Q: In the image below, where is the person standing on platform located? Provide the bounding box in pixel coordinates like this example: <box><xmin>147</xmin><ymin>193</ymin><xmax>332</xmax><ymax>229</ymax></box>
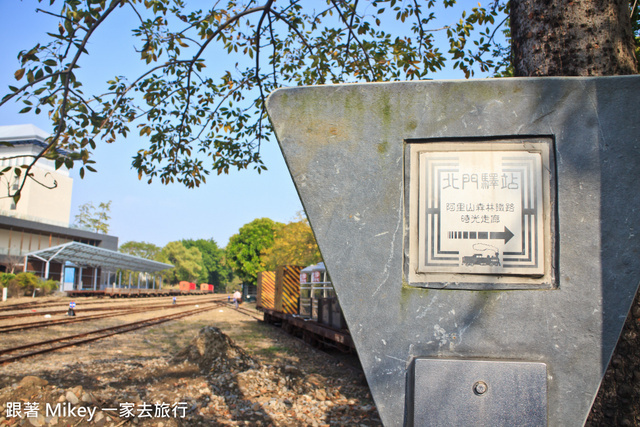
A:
<box><xmin>233</xmin><ymin>290</ymin><xmax>242</xmax><ymax>309</ymax></box>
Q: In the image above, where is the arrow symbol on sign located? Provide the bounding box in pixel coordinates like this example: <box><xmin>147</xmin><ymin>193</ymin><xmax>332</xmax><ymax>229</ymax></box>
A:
<box><xmin>490</xmin><ymin>226</ymin><xmax>514</xmax><ymax>244</ymax></box>
<box><xmin>448</xmin><ymin>226</ymin><xmax>515</xmax><ymax>244</ymax></box>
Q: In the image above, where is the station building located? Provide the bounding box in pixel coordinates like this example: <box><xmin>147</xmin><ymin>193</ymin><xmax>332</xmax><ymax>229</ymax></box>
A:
<box><xmin>0</xmin><ymin>124</ymin><xmax>170</xmax><ymax>291</ymax></box>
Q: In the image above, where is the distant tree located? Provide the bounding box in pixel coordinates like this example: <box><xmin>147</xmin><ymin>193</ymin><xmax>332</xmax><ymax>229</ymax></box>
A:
<box><xmin>157</xmin><ymin>241</ymin><xmax>202</xmax><ymax>284</ymax></box>
<box><xmin>74</xmin><ymin>200</ymin><xmax>112</xmax><ymax>234</ymax></box>
<box><xmin>220</xmin><ymin>251</ymin><xmax>240</xmax><ymax>293</ymax></box>
<box><xmin>226</xmin><ymin>218</ymin><xmax>280</xmax><ymax>285</ymax></box>
<box><xmin>119</xmin><ymin>241</ymin><xmax>161</xmax><ymax>260</ymax></box>
<box><xmin>182</xmin><ymin>238</ymin><xmax>232</xmax><ymax>288</ymax></box>
<box><xmin>261</xmin><ymin>213</ymin><xmax>322</xmax><ymax>270</ymax></box>
<box><xmin>3</xmin><ymin>254</ymin><xmax>25</xmax><ymax>274</ymax></box>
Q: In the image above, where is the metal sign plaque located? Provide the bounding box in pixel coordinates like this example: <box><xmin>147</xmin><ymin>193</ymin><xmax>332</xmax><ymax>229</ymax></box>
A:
<box><xmin>418</xmin><ymin>150</ymin><xmax>543</xmax><ymax>274</ymax></box>
<box><xmin>411</xmin><ymin>359</ymin><xmax>547</xmax><ymax>427</ymax></box>
<box><xmin>407</xmin><ymin>139</ymin><xmax>554</xmax><ymax>289</ymax></box>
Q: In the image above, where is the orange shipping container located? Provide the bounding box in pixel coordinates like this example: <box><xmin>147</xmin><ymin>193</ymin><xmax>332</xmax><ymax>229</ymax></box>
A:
<box><xmin>200</xmin><ymin>283</ymin><xmax>214</xmax><ymax>292</ymax></box>
<box><xmin>257</xmin><ymin>271</ymin><xmax>276</xmax><ymax>309</ymax></box>
<box><xmin>275</xmin><ymin>265</ymin><xmax>301</xmax><ymax>314</ymax></box>
<box><xmin>179</xmin><ymin>281</ymin><xmax>191</xmax><ymax>292</ymax></box>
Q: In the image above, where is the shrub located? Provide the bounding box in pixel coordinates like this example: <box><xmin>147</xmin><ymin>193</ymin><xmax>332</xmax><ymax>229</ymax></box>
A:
<box><xmin>42</xmin><ymin>279</ymin><xmax>60</xmax><ymax>295</ymax></box>
<box><xmin>3</xmin><ymin>273</ymin><xmax>61</xmax><ymax>297</ymax></box>
<box><xmin>0</xmin><ymin>273</ymin><xmax>15</xmax><ymax>287</ymax></box>
<box><xmin>6</xmin><ymin>280</ymin><xmax>22</xmax><ymax>298</ymax></box>
<box><xmin>8</xmin><ymin>272</ymin><xmax>40</xmax><ymax>296</ymax></box>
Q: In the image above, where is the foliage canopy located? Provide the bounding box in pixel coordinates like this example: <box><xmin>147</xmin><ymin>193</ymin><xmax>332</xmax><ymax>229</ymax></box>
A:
<box><xmin>157</xmin><ymin>240</ymin><xmax>203</xmax><ymax>283</ymax></box>
<box><xmin>1</xmin><ymin>0</ymin><xmax>509</xmax><ymax>201</ymax></box>
<box><xmin>261</xmin><ymin>213</ymin><xmax>321</xmax><ymax>270</ymax></box>
<box><xmin>119</xmin><ymin>240</ymin><xmax>162</xmax><ymax>259</ymax></box>
<box><xmin>5</xmin><ymin>0</ymin><xmax>638</xmax><ymax>204</ymax></box>
<box><xmin>226</xmin><ymin>217</ymin><xmax>280</xmax><ymax>284</ymax></box>
<box><xmin>182</xmin><ymin>238</ymin><xmax>232</xmax><ymax>288</ymax></box>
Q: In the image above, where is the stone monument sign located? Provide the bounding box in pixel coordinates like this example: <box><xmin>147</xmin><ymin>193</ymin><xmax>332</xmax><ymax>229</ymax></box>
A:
<box><xmin>266</xmin><ymin>76</ymin><xmax>640</xmax><ymax>426</ymax></box>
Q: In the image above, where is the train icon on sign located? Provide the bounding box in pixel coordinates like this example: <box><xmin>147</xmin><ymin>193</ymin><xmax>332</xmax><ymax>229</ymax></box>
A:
<box><xmin>462</xmin><ymin>253</ymin><xmax>501</xmax><ymax>266</ymax></box>
<box><xmin>461</xmin><ymin>243</ymin><xmax>502</xmax><ymax>267</ymax></box>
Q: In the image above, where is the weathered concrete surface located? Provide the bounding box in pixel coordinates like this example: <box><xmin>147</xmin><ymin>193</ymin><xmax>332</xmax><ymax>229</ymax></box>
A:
<box><xmin>266</xmin><ymin>77</ymin><xmax>640</xmax><ymax>426</ymax></box>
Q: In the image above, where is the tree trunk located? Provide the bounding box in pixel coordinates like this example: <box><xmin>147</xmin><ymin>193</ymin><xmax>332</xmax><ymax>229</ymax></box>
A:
<box><xmin>510</xmin><ymin>0</ymin><xmax>637</xmax><ymax>76</ymax></box>
<box><xmin>511</xmin><ymin>1</ymin><xmax>639</xmax><ymax>424</ymax></box>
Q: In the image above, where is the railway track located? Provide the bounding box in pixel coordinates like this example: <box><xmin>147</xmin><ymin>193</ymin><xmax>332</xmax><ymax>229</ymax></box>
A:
<box><xmin>231</xmin><ymin>305</ymin><xmax>362</xmax><ymax>372</ymax></box>
<box><xmin>234</xmin><ymin>305</ymin><xmax>265</xmax><ymax>321</ymax></box>
<box><xmin>0</xmin><ymin>297</ymin><xmax>112</xmax><ymax>312</ymax></box>
<box><xmin>0</xmin><ymin>303</ymin><xmax>200</xmax><ymax>334</ymax></box>
<box><xmin>0</xmin><ymin>307</ymin><xmax>144</xmax><ymax>333</ymax></box>
<box><xmin>0</xmin><ymin>296</ymin><xmax>227</xmax><ymax>320</ymax></box>
<box><xmin>0</xmin><ymin>293</ymin><xmax>228</xmax><ymax>312</ymax></box>
<box><xmin>0</xmin><ymin>298</ymin><xmax>357</xmax><ymax>375</ymax></box>
<box><xmin>0</xmin><ymin>302</ymin><xmax>227</xmax><ymax>365</ymax></box>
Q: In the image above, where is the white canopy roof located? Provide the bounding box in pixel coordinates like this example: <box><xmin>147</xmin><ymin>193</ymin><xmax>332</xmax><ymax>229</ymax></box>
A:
<box><xmin>301</xmin><ymin>261</ymin><xmax>326</xmax><ymax>274</ymax></box>
<box><xmin>25</xmin><ymin>241</ymin><xmax>173</xmax><ymax>272</ymax></box>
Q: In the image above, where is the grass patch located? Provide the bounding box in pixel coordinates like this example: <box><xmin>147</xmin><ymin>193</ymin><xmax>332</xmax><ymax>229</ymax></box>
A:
<box><xmin>257</xmin><ymin>345</ymin><xmax>292</xmax><ymax>356</ymax></box>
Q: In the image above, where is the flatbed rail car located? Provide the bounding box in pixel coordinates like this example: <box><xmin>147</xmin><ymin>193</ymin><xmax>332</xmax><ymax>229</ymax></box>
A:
<box><xmin>65</xmin><ymin>289</ymin><xmax>174</xmax><ymax>298</ymax></box>
<box><xmin>257</xmin><ymin>264</ymin><xmax>354</xmax><ymax>351</ymax></box>
<box><xmin>261</xmin><ymin>306</ymin><xmax>354</xmax><ymax>351</ymax></box>
<box><xmin>65</xmin><ymin>287</ymin><xmax>215</xmax><ymax>298</ymax></box>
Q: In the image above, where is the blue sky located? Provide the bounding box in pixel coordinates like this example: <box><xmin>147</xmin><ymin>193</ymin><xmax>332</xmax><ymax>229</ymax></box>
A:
<box><xmin>0</xmin><ymin>1</ymin><xmax>498</xmax><ymax>248</ymax></box>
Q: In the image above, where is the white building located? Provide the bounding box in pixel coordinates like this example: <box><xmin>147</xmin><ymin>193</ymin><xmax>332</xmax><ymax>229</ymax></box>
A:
<box><xmin>0</xmin><ymin>124</ymin><xmax>73</xmax><ymax>226</ymax></box>
<box><xmin>0</xmin><ymin>124</ymin><xmax>118</xmax><ymax>283</ymax></box>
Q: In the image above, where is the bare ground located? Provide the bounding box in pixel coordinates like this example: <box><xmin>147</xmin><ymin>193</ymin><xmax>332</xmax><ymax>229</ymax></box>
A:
<box><xmin>0</xmin><ymin>296</ymin><xmax>381</xmax><ymax>426</ymax></box>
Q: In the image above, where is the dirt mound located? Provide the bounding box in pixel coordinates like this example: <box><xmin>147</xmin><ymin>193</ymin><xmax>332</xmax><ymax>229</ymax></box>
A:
<box><xmin>172</xmin><ymin>326</ymin><xmax>256</xmax><ymax>372</ymax></box>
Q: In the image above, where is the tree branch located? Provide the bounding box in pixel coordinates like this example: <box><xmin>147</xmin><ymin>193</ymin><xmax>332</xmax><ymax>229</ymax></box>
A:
<box><xmin>253</xmin><ymin>1</ymin><xmax>276</xmax><ymax>152</ymax></box>
<box><xmin>93</xmin><ymin>59</ymin><xmax>194</xmax><ymax>135</ymax></box>
<box><xmin>36</xmin><ymin>8</ymin><xmax>89</xmax><ymax>32</ymax></box>
<box><xmin>329</xmin><ymin>0</ymin><xmax>376</xmax><ymax>81</ymax></box>
<box><xmin>269</xmin><ymin>8</ymin><xmax>335</xmax><ymax>83</ymax></box>
<box><xmin>343</xmin><ymin>0</ymin><xmax>359</xmax><ymax>75</ymax></box>
<box><xmin>475</xmin><ymin>15</ymin><xmax>508</xmax><ymax>61</ymax></box>
<box><xmin>267</xmin><ymin>11</ymin><xmax>277</xmax><ymax>87</ymax></box>
<box><xmin>176</xmin><ymin>3</ymin><xmax>273</xmax><ymax>142</ymax></box>
<box><xmin>26</xmin><ymin>172</ymin><xmax>58</xmax><ymax>190</ymax></box>
<box><xmin>0</xmin><ymin>69</ymin><xmax>67</xmax><ymax>108</ymax></box>
<box><xmin>11</xmin><ymin>0</ymin><xmax>123</xmax><ymax>202</ymax></box>
<box><xmin>412</xmin><ymin>0</ymin><xmax>425</xmax><ymax>57</ymax></box>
